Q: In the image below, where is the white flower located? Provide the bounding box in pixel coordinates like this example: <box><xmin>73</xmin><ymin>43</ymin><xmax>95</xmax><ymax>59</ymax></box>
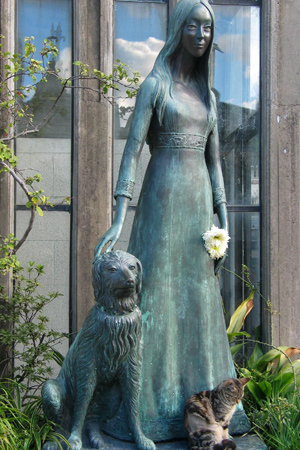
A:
<box><xmin>202</xmin><ymin>225</ymin><xmax>230</xmax><ymax>260</ymax></box>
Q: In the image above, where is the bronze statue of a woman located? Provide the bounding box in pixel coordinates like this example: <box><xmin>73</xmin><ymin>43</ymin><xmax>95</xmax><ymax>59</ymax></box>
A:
<box><xmin>95</xmin><ymin>0</ymin><xmax>249</xmax><ymax>441</ymax></box>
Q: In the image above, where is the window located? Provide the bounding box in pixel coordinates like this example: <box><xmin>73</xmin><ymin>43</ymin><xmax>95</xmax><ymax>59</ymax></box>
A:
<box><xmin>213</xmin><ymin>4</ymin><xmax>261</xmax><ymax>337</ymax></box>
<box><xmin>15</xmin><ymin>0</ymin><xmax>72</xmax><ymax>368</ymax></box>
<box><xmin>113</xmin><ymin>0</ymin><xmax>261</xmax><ymax>336</ymax></box>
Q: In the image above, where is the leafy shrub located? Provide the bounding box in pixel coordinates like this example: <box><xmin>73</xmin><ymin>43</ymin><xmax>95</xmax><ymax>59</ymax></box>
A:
<box><xmin>0</xmin><ymin>252</ymin><xmax>67</xmax><ymax>396</ymax></box>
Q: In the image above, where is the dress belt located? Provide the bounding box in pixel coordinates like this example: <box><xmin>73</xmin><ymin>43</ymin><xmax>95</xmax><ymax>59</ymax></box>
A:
<box><xmin>149</xmin><ymin>132</ymin><xmax>207</xmax><ymax>151</ymax></box>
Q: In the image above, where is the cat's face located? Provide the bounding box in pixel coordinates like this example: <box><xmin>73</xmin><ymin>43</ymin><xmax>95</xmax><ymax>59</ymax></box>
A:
<box><xmin>215</xmin><ymin>377</ymin><xmax>249</xmax><ymax>406</ymax></box>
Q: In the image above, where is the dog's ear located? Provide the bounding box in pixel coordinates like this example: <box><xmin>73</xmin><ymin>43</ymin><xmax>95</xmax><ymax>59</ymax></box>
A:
<box><xmin>92</xmin><ymin>257</ymin><xmax>105</xmax><ymax>300</ymax></box>
<box><xmin>135</xmin><ymin>256</ymin><xmax>143</xmax><ymax>294</ymax></box>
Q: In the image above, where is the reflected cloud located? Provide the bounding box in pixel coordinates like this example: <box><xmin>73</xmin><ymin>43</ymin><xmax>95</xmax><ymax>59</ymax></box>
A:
<box><xmin>242</xmin><ymin>99</ymin><xmax>258</xmax><ymax>111</ymax></box>
<box><xmin>114</xmin><ymin>37</ymin><xmax>164</xmax><ymax>126</ymax></box>
<box><xmin>115</xmin><ymin>37</ymin><xmax>164</xmax><ymax>81</ymax></box>
<box><xmin>56</xmin><ymin>46</ymin><xmax>72</xmax><ymax>79</ymax></box>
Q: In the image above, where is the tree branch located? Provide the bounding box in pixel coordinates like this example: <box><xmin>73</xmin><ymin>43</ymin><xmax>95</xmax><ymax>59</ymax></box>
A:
<box><xmin>0</xmin><ymin>160</ymin><xmax>36</xmax><ymax>253</ymax></box>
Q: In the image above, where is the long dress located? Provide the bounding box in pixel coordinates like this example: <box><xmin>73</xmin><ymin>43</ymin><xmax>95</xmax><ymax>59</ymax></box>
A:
<box><xmin>103</xmin><ymin>82</ymin><xmax>249</xmax><ymax>441</ymax></box>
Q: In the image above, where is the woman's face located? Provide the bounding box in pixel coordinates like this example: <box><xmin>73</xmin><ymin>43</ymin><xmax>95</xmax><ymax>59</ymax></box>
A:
<box><xmin>181</xmin><ymin>3</ymin><xmax>212</xmax><ymax>58</ymax></box>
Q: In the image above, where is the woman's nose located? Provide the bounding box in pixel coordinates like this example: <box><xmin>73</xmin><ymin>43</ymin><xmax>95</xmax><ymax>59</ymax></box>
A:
<box><xmin>197</xmin><ymin>27</ymin><xmax>204</xmax><ymax>40</ymax></box>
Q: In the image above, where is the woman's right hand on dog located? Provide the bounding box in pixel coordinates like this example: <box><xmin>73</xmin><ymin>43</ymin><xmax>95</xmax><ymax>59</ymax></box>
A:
<box><xmin>94</xmin><ymin>196</ymin><xmax>130</xmax><ymax>259</ymax></box>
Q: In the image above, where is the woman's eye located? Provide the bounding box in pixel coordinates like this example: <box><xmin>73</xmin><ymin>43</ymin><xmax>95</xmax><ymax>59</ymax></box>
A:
<box><xmin>204</xmin><ymin>26</ymin><xmax>211</xmax><ymax>32</ymax></box>
<box><xmin>187</xmin><ymin>24</ymin><xmax>196</xmax><ymax>31</ymax></box>
<box><xmin>129</xmin><ymin>265</ymin><xmax>136</xmax><ymax>270</ymax></box>
<box><xmin>108</xmin><ymin>267</ymin><xmax>117</xmax><ymax>272</ymax></box>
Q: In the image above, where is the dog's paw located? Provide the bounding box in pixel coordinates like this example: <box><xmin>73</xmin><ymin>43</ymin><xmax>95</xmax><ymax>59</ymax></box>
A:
<box><xmin>88</xmin><ymin>430</ymin><xmax>105</xmax><ymax>449</ymax></box>
<box><xmin>68</xmin><ymin>434</ymin><xmax>82</xmax><ymax>450</ymax></box>
<box><xmin>136</xmin><ymin>435</ymin><xmax>156</xmax><ymax>450</ymax></box>
<box><xmin>42</xmin><ymin>442</ymin><xmax>58</xmax><ymax>450</ymax></box>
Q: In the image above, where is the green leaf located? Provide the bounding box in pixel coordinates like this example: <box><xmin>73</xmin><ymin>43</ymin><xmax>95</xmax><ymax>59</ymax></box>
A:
<box><xmin>258</xmin><ymin>379</ymin><xmax>272</xmax><ymax>398</ymax></box>
<box><xmin>246</xmin><ymin>379</ymin><xmax>267</xmax><ymax>406</ymax></box>
<box><xmin>36</xmin><ymin>206</ymin><xmax>43</xmax><ymax>217</ymax></box>
<box><xmin>255</xmin><ymin>347</ymin><xmax>300</xmax><ymax>373</ymax></box>
<box><xmin>230</xmin><ymin>343</ymin><xmax>246</xmax><ymax>356</ymax></box>
<box><xmin>272</xmin><ymin>372</ymin><xmax>294</xmax><ymax>397</ymax></box>
<box><xmin>248</xmin><ymin>342</ymin><xmax>264</xmax><ymax>369</ymax></box>
<box><xmin>226</xmin><ymin>290</ymin><xmax>255</xmax><ymax>340</ymax></box>
<box><xmin>50</xmin><ymin>349</ymin><xmax>65</xmax><ymax>367</ymax></box>
<box><xmin>280</xmin><ymin>359</ymin><xmax>300</xmax><ymax>375</ymax></box>
<box><xmin>227</xmin><ymin>331</ymin><xmax>251</xmax><ymax>341</ymax></box>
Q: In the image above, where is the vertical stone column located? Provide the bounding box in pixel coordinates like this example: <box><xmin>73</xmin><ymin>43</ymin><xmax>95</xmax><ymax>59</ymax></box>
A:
<box><xmin>72</xmin><ymin>0</ymin><xmax>113</xmax><ymax>331</ymax></box>
<box><xmin>262</xmin><ymin>0</ymin><xmax>300</xmax><ymax>347</ymax></box>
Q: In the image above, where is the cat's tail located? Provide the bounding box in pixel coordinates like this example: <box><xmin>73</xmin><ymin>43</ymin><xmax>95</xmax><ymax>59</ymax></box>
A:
<box><xmin>214</xmin><ymin>439</ymin><xmax>237</xmax><ymax>450</ymax></box>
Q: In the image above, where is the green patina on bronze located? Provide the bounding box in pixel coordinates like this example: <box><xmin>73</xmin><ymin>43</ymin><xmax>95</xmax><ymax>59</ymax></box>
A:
<box><xmin>96</xmin><ymin>0</ymin><xmax>250</xmax><ymax>442</ymax></box>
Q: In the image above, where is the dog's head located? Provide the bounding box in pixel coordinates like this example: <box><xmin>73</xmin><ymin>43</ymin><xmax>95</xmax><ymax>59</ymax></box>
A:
<box><xmin>92</xmin><ymin>250</ymin><xmax>142</xmax><ymax>315</ymax></box>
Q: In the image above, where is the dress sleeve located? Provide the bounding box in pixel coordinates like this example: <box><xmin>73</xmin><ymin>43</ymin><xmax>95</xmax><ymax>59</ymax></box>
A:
<box><xmin>114</xmin><ymin>178</ymin><xmax>135</xmax><ymax>200</ymax></box>
<box><xmin>206</xmin><ymin>96</ymin><xmax>227</xmax><ymax>213</ymax></box>
<box><xmin>113</xmin><ymin>76</ymin><xmax>159</xmax><ymax>201</ymax></box>
<box><xmin>212</xmin><ymin>186</ymin><xmax>227</xmax><ymax>210</ymax></box>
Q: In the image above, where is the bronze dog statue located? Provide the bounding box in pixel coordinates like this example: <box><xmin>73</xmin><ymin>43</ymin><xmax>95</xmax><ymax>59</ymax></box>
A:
<box><xmin>42</xmin><ymin>250</ymin><xmax>155</xmax><ymax>450</ymax></box>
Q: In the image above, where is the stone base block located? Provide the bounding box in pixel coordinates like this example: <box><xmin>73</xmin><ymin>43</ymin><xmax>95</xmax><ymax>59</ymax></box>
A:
<box><xmin>82</xmin><ymin>433</ymin><xmax>267</xmax><ymax>450</ymax></box>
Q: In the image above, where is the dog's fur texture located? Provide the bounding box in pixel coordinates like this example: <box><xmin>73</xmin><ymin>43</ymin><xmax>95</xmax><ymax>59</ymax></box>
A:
<box><xmin>41</xmin><ymin>250</ymin><xmax>155</xmax><ymax>450</ymax></box>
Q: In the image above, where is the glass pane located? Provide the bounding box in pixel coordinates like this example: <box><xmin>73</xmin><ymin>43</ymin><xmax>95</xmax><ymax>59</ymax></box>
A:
<box><xmin>213</xmin><ymin>6</ymin><xmax>260</xmax><ymax>206</ymax></box>
<box><xmin>15</xmin><ymin>211</ymin><xmax>70</xmax><ymax>376</ymax></box>
<box><xmin>220</xmin><ymin>211</ymin><xmax>261</xmax><ymax>337</ymax></box>
<box><xmin>15</xmin><ymin>138</ymin><xmax>71</xmax><ymax>204</ymax></box>
<box><xmin>16</xmin><ymin>0</ymin><xmax>72</xmax><ymax>202</ymax></box>
<box><xmin>15</xmin><ymin>0</ymin><xmax>72</xmax><ymax>361</ymax></box>
<box><xmin>113</xmin><ymin>4</ymin><xmax>261</xmax><ymax>335</ymax></box>
<box><xmin>16</xmin><ymin>0</ymin><xmax>72</xmax><ymax>137</ymax></box>
<box><xmin>114</xmin><ymin>1</ymin><xmax>167</xmax><ymax>208</ymax></box>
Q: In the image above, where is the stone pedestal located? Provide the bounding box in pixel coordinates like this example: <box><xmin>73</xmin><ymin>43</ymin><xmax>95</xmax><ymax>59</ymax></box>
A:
<box><xmin>82</xmin><ymin>433</ymin><xmax>267</xmax><ymax>450</ymax></box>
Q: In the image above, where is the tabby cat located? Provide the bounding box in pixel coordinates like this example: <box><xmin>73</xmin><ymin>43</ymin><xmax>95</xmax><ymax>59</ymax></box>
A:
<box><xmin>184</xmin><ymin>377</ymin><xmax>249</xmax><ymax>450</ymax></box>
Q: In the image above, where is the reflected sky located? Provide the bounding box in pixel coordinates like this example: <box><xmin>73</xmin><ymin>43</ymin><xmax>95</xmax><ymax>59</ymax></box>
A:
<box><xmin>17</xmin><ymin>0</ymin><xmax>72</xmax><ymax>99</ymax></box>
<box><xmin>115</xmin><ymin>1</ymin><xmax>167</xmax><ymax>121</ymax></box>
<box><xmin>115</xmin><ymin>2</ymin><xmax>167</xmax><ymax>44</ymax></box>
<box><xmin>214</xmin><ymin>6</ymin><xmax>260</xmax><ymax>109</ymax></box>
<box><xmin>115</xmin><ymin>2</ymin><xmax>260</xmax><ymax>111</ymax></box>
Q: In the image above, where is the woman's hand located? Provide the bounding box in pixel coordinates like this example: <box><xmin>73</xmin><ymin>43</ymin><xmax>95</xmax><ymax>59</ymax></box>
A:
<box><xmin>214</xmin><ymin>252</ymin><xmax>227</xmax><ymax>275</ymax></box>
<box><xmin>94</xmin><ymin>222</ymin><xmax>124</xmax><ymax>259</ymax></box>
<box><xmin>214</xmin><ymin>202</ymin><xmax>228</xmax><ymax>275</ymax></box>
<box><xmin>94</xmin><ymin>196</ymin><xmax>129</xmax><ymax>261</ymax></box>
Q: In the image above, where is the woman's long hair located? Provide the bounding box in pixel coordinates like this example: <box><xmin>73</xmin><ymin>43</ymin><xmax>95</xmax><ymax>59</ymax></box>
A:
<box><xmin>149</xmin><ymin>0</ymin><xmax>215</xmax><ymax>125</ymax></box>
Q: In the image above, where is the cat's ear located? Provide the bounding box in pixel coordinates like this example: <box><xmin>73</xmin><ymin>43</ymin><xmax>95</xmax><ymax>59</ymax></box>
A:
<box><xmin>240</xmin><ymin>377</ymin><xmax>250</xmax><ymax>386</ymax></box>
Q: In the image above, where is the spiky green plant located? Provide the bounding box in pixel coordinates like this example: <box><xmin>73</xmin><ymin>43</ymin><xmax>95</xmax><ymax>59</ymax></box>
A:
<box><xmin>0</xmin><ymin>380</ymin><xmax>70</xmax><ymax>450</ymax></box>
<box><xmin>247</xmin><ymin>393</ymin><xmax>300</xmax><ymax>450</ymax></box>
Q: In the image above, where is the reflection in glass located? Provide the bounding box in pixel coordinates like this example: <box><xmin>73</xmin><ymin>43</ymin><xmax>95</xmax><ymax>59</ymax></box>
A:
<box><xmin>113</xmin><ymin>4</ymin><xmax>261</xmax><ymax>335</ymax></box>
<box><xmin>213</xmin><ymin>6</ymin><xmax>260</xmax><ymax>206</ymax></box>
<box><xmin>15</xmin><ymin>0</ymin><xmax>72</xmax><ymax>352</ymax></box>
<box><xmin>114</xmin><ymin>1</ymin><xmax>167</xmax><ymax>137</ymax></box>
<box><xmin>114</xmin><ymin>1</ymin><xmax>167</xmax><ymax>204</ymax></box>
<box><xmin>220</xmin><ymin>211</ymin><xmax>261</xmax><ymax>359</ymax></box>
<box><xmin>16</xmin><ymin>0</ymin><xmax>72</xmax><ymax>137</ymax></box>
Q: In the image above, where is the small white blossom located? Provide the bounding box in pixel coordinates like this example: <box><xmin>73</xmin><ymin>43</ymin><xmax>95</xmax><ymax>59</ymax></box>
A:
<box><xmin>202</xmin><ymin>225</ymin><xmax>230</xmax><ymax>260</ymax></box>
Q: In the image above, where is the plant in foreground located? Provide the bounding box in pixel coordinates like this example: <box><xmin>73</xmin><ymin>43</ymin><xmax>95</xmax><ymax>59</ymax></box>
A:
<box><xmin>0</xmin><ymin>379</ymin><xmax>70</xmax><ymax>450</ymax></box>
<box><xmin>225</xmin><ymin>265</ymin><xmax>300</xmax><ymax>407</ymax></box>
<box><xmin>0</xmin><ymin>256</ymin><xmax>67</xmax><ymax>399</ymax></box>
<box><xmin>247</xmin><ymin>393</ymin><xmax>300</xmax><ymax>450</ymax></box>
<box><xmin>225</xmin><ymin>265</ymin><xmax>300</xmax><ymax>449</ymax></box>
